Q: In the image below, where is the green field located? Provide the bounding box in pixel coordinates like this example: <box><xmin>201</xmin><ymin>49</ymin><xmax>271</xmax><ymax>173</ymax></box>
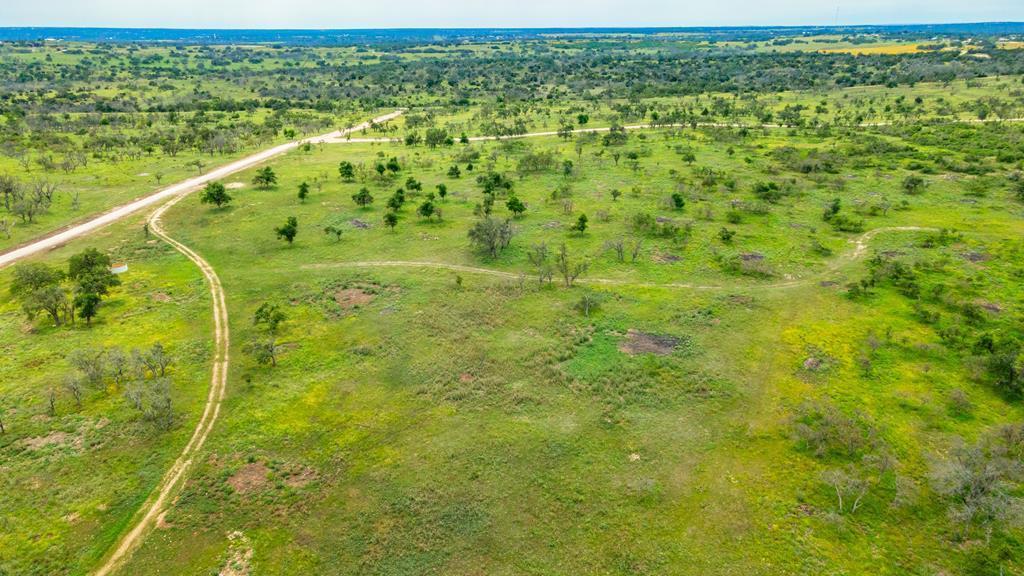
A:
<box><xmin>3</xmin><ymin>26</ymin><xmax>1024</xmax><ymax>576</ymax></box>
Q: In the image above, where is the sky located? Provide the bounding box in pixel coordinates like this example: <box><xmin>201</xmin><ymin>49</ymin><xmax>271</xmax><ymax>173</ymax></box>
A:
<box><xmin>3</xmin><ymin>0</ymin><xmax>1023</xmax><ymax>29</ymax></box>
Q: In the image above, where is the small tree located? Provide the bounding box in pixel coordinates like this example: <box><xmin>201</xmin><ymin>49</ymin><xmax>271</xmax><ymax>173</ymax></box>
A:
<box><xmin>10</xmin><ymin>262</ymin><xmax>67</xmax><ymax>326</ymax></box>
<box><xmin>506</xmin><ymin>196</ymin><xmax>526</xmax><ymax>218</ymax></box>
<box><xmin>468</xmin><ymin>217</ymin><xmax>515</xmax><ymax>258</ymax></box>
<box><xmin>570</xmin><ymin>214</ymin><xmax>588</xmax><ymax>235</ymax></box>
<box><xmin>556</xmin><ymin>243</ymin><xmax>588</xmax><ymax>287</ymax></box>
<box><xmin>528</xmin><ymin>243</ymin><xmax>553</xmax><ymax>285</ymax></box>
<box><xmin>324</xmin><ymin>223</ymin><xmax>344</xmax><ymax>242</ymax></box>
<box><xmin>611</xmin><ymin>189</ymin><xmax>622</xmax><ymax>202</ymax></box>
<box><xmin>574</xmin><ymin>292</ymin><xmax>603</xmax><ymax>317</ymax></box>
<box><xmin>253</xmin><ymin>166</ymin><xmax>277</xmax><ymax>189</ymax></box>
<box><xmin>338</xmin><ymin>161</ymin><xmax>355</xmax><ymax>181</ymax></box>
<box><xmin>436</xmin><ymin>183</ymin><xmax>448</xmax><ymax>201</ymax></box>
<box><xmin>821</xmin><ymin>467</ymin><xmax>869</xmax><ymax>515</ymax></box>
<box><xmin>383</xmin><ymin>211</ymin><xmax>399</xmax><ymax>231</ymax></box>
<box><xmin>63</xmin><ymin>374</ymin><xmax>85</xmax><ymax>408</ymax></box>
<box><xmin>68</xmin><ymin>248</ymin><xmax>116</xmax><ymax>289</ymax></box>
<box><xmin>718</xmin><ymin>227</ymin><xmax>736</xmax><ymax>243</ymax></box>
<box><xmin>254</xmin><ymin>302</ymin><xmax>286</xmax><ymax>334</ymax></box>
<box><xmin>424</xmin><ymin>128</ymin><xmax>449</xmax><ymax>148</ymax></box>
<box><xmin>447</xmin><ymin>165</ymin><xmax>462</xmax><ymax>179</ymax></box>
<box><xmin>387</xmin><ymin>188</ymin><xmax>405</xmax><ymax>211</ymax></box>
<box><xmin>75</xmin><ymin>292</ymin><xmax>101</xmax><ymax>325</ymax></box>
<box><xmin>417</xmin><ymin>199</ymin><xmax>437</xmax><ymax>221</ymax></box>
<box><xmin>275</xmin><ymin>216</ymin><xmax>299</xmax><ymax>245</ymax></box>
<box><xmin>245</xmin><ymin>337</ymin><xmax>281</xmax><ymax>367</ymax></box>
<box><xmin>902</xmin><ymin>176</ymin><xmax>925</xmax><ymax>195</ymax></box>
<box><xmin>297</xmin><ymin>181</ymin><xmax>310</xmax><ymax>203</ymax></box>
<box><xmin>352</xmin><ymin>187</ymin><xmax>374</xmax><ymax>208</ymax></box>
<box><xmin>141</xmin><ymin>343</ymin><xmax>173</xmax><ymax>378</ymax></box>
<box><xmin>200</xmin><ymin>181</ymin><xmax>232</xmax><ymax>208</ymax></box>
<box><xmin>70</xmin><ymin>348</ymin><xmax>106</xmax><ymax>386</ymax></box>
<box><xmin>671</xmin><ymin>192</ymin><xmax>686</xmax><ymax>211</ymax></box>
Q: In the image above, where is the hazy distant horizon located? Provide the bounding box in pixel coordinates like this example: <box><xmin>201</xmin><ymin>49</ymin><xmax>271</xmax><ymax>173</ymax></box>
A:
<box><xmin>4</xmin><ymin>0</ymin><xmax>1024</xmax><ymax>30</ymax></box>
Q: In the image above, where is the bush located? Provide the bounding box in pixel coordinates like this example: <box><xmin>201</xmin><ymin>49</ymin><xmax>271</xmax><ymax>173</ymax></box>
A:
<box><xmin>793</xmin><ymin>402</ymin><xmax>871</xmax><ymax>459</ymax></box>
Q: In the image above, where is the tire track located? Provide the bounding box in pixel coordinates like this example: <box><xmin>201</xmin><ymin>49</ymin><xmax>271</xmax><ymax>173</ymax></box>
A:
<box><xmin>302</xmin><ymin>226</ymin><xmax>937</xmax><ymax>291</ymax></box>
<box><xmin>92</xmin><ymin>113</ymin><xmax>402</xmax><ymax>576</ymax></box>
<box><xmin>92</xmin><ymin>193</ymin><xmax>229</xmax><ymax>576</ymax></box>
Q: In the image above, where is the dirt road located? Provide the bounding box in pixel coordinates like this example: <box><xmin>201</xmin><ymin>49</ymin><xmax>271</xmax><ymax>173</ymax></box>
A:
<box><xmin>0</xmin><ymin>110</ymin><xmax>403</xmax><ymax>270</ymax></box>
<box><xmin>315</xmin><ymin>116</ymin><xmax>1024</xmax><ymax>145</ymax></box>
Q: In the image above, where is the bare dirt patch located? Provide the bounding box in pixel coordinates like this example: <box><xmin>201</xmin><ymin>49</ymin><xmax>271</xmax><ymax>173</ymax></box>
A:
<box><xmin>156</xmin><ymin>511</ymin><xmax>173</xmax><ymax>530</ymax></box>
<box><xmin>284</xmin><ymin>466</ymin><xmax>318</xmax><ymax>488</ymax></box>
<box><xmin>225</xmin><ymin>182</ymin><xmax>246</xmax><ymax>190</ymax></box>
<box><xmin>619</xmin><ymin>329</ymin><xmax>680</xmax><ymax>356</ymax></box>
<box><xmin>977</xmin><ymin>300</ymin><xmax>1003</xmax><ymax>313</ymax></box>
<box><xmin>227</xmin><ymin>462</ymin><xmax>270</xmax><ymax>495</ymax></box>
<box><xmin>652</xmin><ymin>251</ymin><xmax>682</xmax><ymax>264</ymax></box>
<box><xmin>219</xmin><ymin>531</ymin><xmax>254</xmax><ymax>576</ymax></box>
<box><xmin>335</xmin><ymin>288</ymin><xmax>375</xmax><ymax>309</ymax></box>
<box><xmin>150</xmin><ymin>291</ymin><xmax>173</xmax><ymax>303</ymax></box>
<box><xmin>20</xmin><ymin>430</ymin><xmax>82</xmax><ymax>451</ymax></box>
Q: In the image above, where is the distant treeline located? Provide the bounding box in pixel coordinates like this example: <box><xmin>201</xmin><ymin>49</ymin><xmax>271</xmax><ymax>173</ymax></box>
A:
<box><xmin>0</xmin><ymin>22</ymin><xmax>1023</xmax><ymax>45</ymax></box>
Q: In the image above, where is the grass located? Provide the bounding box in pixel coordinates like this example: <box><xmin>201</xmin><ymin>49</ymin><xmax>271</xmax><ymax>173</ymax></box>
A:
<box><xmin>0</xmin><ymin>214</ymin><xmax>214</xmax><ymax>575</ymax></box>
<box><xmin>3</xmin><ymin>37</ymin><xmax>1024</xmax><ymax>575</ymax></box>
<box><xmin>31</xmin><ymin>120</ymin><xmax>1010</xmax><ymax>573</ymax></box>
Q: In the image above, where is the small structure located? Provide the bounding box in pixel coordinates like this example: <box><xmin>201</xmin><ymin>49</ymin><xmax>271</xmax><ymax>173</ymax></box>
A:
<box><xmin>110</xmin><ymin>262</ymin><xmax>129</xmax><ymax>275</ymax></box>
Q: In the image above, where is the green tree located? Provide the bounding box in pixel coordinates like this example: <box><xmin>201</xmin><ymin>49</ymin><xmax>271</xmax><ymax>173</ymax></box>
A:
<box><xmin>199</xmin><ymin>181</ymin><xmax>232</xmax><ymax>208</ymax></box>
<box><xmin>352</xmin><ymin>187</ymin><xmax>374</xmax><ymax>208</ymax></box>
<box><xmin>447</xmin><ymin>165</ymin><xmax>461</xmax><ymax>179</ymax></box>
<box><xmin>506</xmin><ymin>196</ymin><xmax>526</xmax><ymax>217</ymax></box>
<box><xmin>574</xmin><ymin>292</ymin><xmax>603</xmax><ymax>317</ymax></box>
<box><xmin>10</xmin><ymin>262</ymin><xmax>67</xmax><ymax>326</ymax></box>
<box><xmin>424</xmin><ymin>128</ymin><xmax>450</xmax><ymax>148</ymax></box>
<box><xmin>323</xmin><ymin>223</ymin><xmax>344</xmax><ymax>242</ymax></box>
<box><xmin>253</xmin><ymin>166</ymin><xmax>278</xmax><ymax>189</ymax></box>
<box><xmin>254</xmin><ymin>302</ymin><xmax>286</xmax><ymax>334</ymax></box>
<box><xmin>383</xmin><ymin>211</ymin><xmax>399</xmax><ymax>231</ymax></box>
<box><xmin>338</xmin><ymin>160</ymin><xmax>355</xmax><ymax>181</ymax></box>
<box><xmin>671</xmin><ymin>192</ymin><xmax>686</xmax><ymax>210</ymax></box>
<box><xmin>436</xmin><ymin>183</ymin><xmax>448</xmax><ymax>201</ymax></box>
<box><xmin>275</xmin><ymin>216</ymin><xmax>298</xmax><ymax>245</ymax></box>
<box><xmin>297</xmin><ymin>181</ymin><xmax>310</xmax><ymax>203</ymax></box>
<box><xmin>571</xmin><ymin>213</ymin><xmax>588</xmax><ymax>234</ymax></box>
<box><xmin>74</xmin><ymin>292</ymin><xmax>101</xmax><ymax>325</ymax></box>
<box><xmin>387</xmin><ymin>188</ymin><xmax>406</xmax><ymax>211</ymax></box>
<box><xmin>245</xmin><ymin>337</ymin><xmax>281</xmax><ymax>367</ymax></box>
<box><xmin>902</xmin><ymin>176</ymin><xmax>926</xmax><ymax>195</ymax></box>
<box><xmin>417</xmin><ymin>199</ymin><xmax>437</xmax><ymax>220</ymax></box>
<box><xmin>68</xmin><ymin>248</ymin><xmax>119</xmax><ymax>297</ymax></box>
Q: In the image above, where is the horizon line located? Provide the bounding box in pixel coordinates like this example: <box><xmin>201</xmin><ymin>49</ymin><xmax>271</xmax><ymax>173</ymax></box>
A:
<box><xmin>2</xmin><ymin>21</ymin><xmax>1022</xmax><ymax>33</ymax></box>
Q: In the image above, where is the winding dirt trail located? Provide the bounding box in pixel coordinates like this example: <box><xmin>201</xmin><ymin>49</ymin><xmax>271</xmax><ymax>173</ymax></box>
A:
<box><xmin>92</xmin><ymin>193</ymin><xmax>231</xmax><ymax>576</ymax></box>
<box><xmin>302</xmin><ymin>226</ymin><xmax>938</xmax><ymax>292</ymax></box>
<box><xmin>90</xmin><ymin>112</ymin><xmax>403</xmax><ymax>576</ymax></box>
